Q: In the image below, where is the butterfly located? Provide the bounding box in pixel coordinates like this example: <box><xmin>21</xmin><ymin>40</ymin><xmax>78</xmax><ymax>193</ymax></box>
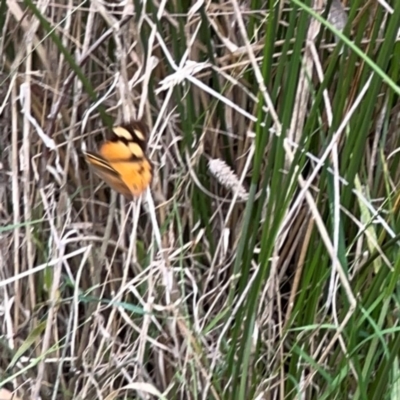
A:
<box><xmin>83</xmin><ymin>120</ymin><xmax>153</xmax><ymax>199</ymax></box>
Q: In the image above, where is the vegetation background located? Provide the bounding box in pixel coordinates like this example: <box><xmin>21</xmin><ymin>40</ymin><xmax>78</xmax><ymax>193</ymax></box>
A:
<box><xmin>1</xmin><ymin>0</ymin><xmax>400</xmax><ymax>399</ymax></box>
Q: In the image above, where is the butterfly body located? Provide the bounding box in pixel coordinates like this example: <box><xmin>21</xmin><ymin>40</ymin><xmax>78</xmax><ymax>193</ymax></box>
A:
<box><xmin>84</xmin><ymin>121</ymin><xmax>152</xmax><ymax>198</ymax></box>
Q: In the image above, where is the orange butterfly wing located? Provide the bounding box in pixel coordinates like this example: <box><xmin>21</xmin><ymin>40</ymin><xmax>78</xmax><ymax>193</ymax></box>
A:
<box><xmin>84</xmin><ymin>121</ymin><xmax>152</xmax><ymax>199</ymax></box>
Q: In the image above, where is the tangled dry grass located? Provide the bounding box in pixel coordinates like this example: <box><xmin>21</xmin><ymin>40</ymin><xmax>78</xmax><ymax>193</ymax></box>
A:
<box><xmin>1</xmin><ymin>0</ymin><xmax>400</xmax><ymax>399</ymax></box>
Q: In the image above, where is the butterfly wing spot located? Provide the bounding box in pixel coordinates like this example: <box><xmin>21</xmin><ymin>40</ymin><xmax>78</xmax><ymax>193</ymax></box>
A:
<box><xmin>112</xmin><ymin>126</ymin><xmax>134</xmax><ymax>141</ymax></box>
<box><xmin>133</xmin><ymin>129</ymin><xmax>145</xmax><ymax>141</ymax></box>
<box><xmin>128</xmin><ymin>142</ymin><xmax>144</xmax><ymax>158</ymax></box>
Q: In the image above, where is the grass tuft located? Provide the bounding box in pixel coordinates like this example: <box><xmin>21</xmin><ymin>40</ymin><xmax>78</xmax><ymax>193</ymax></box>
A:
<box><xmin>1</xmin><ymin>0</ymin><xmax>400</xmax><ymax>399</ymax></box>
